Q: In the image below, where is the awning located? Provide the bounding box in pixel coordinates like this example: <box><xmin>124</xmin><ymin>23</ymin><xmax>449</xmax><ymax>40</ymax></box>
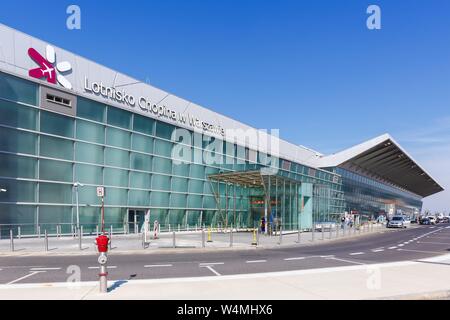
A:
<box><xmin>316</xmin><ymin>134</ymin><xmax>444</xmax><ymax>198</ymax></box>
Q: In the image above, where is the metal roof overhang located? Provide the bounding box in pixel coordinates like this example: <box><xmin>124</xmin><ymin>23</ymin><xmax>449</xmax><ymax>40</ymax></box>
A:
<box><xmin>208</xmin><ymin>169</ymin><xmax>302</xmax><ymax>188</ymax></box>
<box><xmin>318</xmin><ymin>134</ymin><xmax>444</xmax><ymax>198</ymax></box>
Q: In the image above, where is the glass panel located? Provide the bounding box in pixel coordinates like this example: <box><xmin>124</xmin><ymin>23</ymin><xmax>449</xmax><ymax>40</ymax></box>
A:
<box><xmin>107</xmin><ymin>106</ymin><xmax>131</xmax><ymax>129</ymax></box>
<box><xmin>172</xmin><ymin>162</ymin><xmax>190</xmax><ymax>177</ymax></box>
<box><xmin>40</xmin><ymin>159</ymin><xmax>73</xmax><ymax>182</ymax></box>
<box><xmin>0</xmin><ymin>153</ymin><xmax>36</xmax><ymax>179</ymax></box>
<box><xmin>187</xmin><ymin>195</ymin><xmax>202</xmax><ymax>208</ymax></box>
<box><xmin>75</xmin><ymin>142</ymin><xmax>104</xmax><ymax>165</ymax></box>
<box><xmin>105</xmin><ymin>188</ymin><xmax>128</xmax><ymax>206</ymax></box>
<box><xmin>155</xmin><ymin>121</ymin><xmax>174</xmax><ymax>140</ymax></box>
<box><xmin>189</xmin><ymin>180</ymin><xmax>204</xmax><ymax>194</ymax></box>
<box><xmin>104</xmin><ymin>168</ymin><xmax>128</xmax><ymax>187</ymax></box>
<box><xmin>190</xmin><ymin>164</ymin><xmax>205</xmax><ymax>179</ymax></box>
<box><xmin>133</xmin><ymin>114</ymin><xmax>154</xmax><ymax>135</ymax></box>
<box><xmin>76</xmin><ymin>120</ymin><xmax>105</xmax><ymax>144</ymax></box>
<box><xmin>130</xmin><ymin>153</ymin><xmax>152</xmax><ymax>171</ymax></box>
<box><xmin>39</xmin><ymin>206</ymin><xmax>72</xmax><ymax>225</ymax></box>
<box><xmin>129</xmin><ymin>171</ymin><xmax>151</xmax><ymax>189</ymax></box>
<box><xmin>105</xmin><ymin>148</ymin><xmax>130</xmax><ymax>169</ymax></box>
<box><xmin>150</xmin><ymin>191</ymin><xmax>169</xmax><ymax>207</ymax></box>
<box><xmin>77</xmin><ymin>97</ymin><xmax>105</xmax><ymax>122</ymax></box>
<box><xmin>0</xmin><ymin>100</ymin><xmax>37</xmax><ymax>130</ymax></box>
<box><xmin>129</xmin><ymin>190</ymin><xmax>150</xmax><ymax>207</ymax></box>
<box><xmin>40</xmin><ymin>111</ymin><xmax>74</xmax><ymax>138</ymax></box>
<box><xmin>152</xmin><ymin>174</ymin><xmax>171</xmax><ymax>191</ymax></box>
<box><xmin>0</xmin><ymin>127</ymin><xmax>37</xmax><ymax>155</ymax></box>
<box><xmin>171</xmin><ymin>177</ymin><xmax>188</xmax><ymax>192</ymax></box>
<box><xmin>170</xmin><ymin>193</ymin><xmax>186</xmax><ymax>208</ymax></box>
<box><xmin>0</xmin><ymin>204</ymin><xmax>36</xmax><ymax>225</ymax></box>
<box><xmin>0</xmin><ymin>179</ymin><xmax>36</xmax><ymax>203</ymax></box>
<box><xmin>106</xmin><ymin>127</ymin><xmax>131</xmax><ymax>149</ymax></box>
<box><xmin>39</xmin><ymin>183</ymin><xmax>72</xmax><ymax>204</ymax></box>
<box><xmin>153</xmin><ymin>157</ymin><xmax>172</xmax><ymax>174</ymax></box>
<box><xmin>132</xmin><ymin>133</ymin><xmax>153</xmax><ymax>154</ymax></box>
<box><xmin>0</xmin><ymin>72</ymin><xmax>38</xmax><ymax>105</ymax></box>
<box><xmin>74</xmin><ymin>164</ymin><xmax>103</xmax><ymax>185</ymax></box>
<box><xmin>154</xmin><ymin>139</ymin><xmax>173</xmax><ymax>157</ymax></box>
<box><xmin>40</xmin><ymin>135</ymin><xmax>73</xmax><ymax>160</ymax></box>
<box><xmin>78</xmin><ymin>185</ymin><xmax>102</xmax><ymax>205</ymax></box>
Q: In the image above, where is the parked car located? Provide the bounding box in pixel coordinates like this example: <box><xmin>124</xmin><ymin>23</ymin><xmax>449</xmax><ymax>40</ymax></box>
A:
<box><xmin>427</xmin><ymin>216</ymin><xmax>437</xmax><ymax>225</ymax></box>
<box><xmin>420</xmin><ymin>217</ymin><xmax>431</xmax><ymax>225</ymax></box>
<box><xmin>443</xmin><ymin>216</ymin><xmax>450</xmax><ymax>223</ymax></box>
<box><xmin>387</xmin><ymin>216</ymin><xmax>408</xmax><ymax>228</ymax></box>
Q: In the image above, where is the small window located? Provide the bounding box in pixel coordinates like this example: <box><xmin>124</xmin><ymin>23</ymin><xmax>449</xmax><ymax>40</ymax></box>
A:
<box><xmin>46</xmin><ymin>94</ymin><xmax>71</xmax><ymax>108</ymax></box>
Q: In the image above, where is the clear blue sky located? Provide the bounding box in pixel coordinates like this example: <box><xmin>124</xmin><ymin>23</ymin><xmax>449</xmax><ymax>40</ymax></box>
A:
<box><xmin>1</xmin><ymin>0</ymin><xmax>449</xmax><ymax>211</ymax></box>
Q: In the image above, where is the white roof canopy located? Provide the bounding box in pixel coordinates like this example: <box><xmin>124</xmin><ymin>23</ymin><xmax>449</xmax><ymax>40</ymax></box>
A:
<box><xmin>317</xmin><ymin>134</ymin><xmax>444</xmax><ymax>198</ymax></box>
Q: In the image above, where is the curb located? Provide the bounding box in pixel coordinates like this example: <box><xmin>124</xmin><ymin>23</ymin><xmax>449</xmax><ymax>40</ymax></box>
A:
<box><xmin>380</xmin><ymin>290</ymin><xmax>450</xmax><ymax>300</ymax></box>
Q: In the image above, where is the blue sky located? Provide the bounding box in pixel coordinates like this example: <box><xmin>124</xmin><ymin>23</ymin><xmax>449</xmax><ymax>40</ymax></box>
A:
<box><xmin>1</xmin><ymin>0</ymin><xmax>449</xmax><ymax>211</ymax></box>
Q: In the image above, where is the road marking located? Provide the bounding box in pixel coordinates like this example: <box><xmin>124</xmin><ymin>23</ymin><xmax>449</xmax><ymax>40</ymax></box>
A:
<box><xmin>7</xmin><ymin>271</ymin><xmax>45</xmax><ymax>285</ymax></box>
<box><xmin>246</xmin><ymin>260</ymin><xmax>267</xmax><ymax>264</ymax></box>
<box><xmin>88</xmin><ymin>266</ymin><xmax>117</xmax><ymax>269</ymax></box>
<box><xmin>397</xmin><ymin>248</ymin><xmax>445</xmax><ymax>254</ymax></box>
<box><xmin>417</xmin><ymin>241</ymin><xmax>450</xmax><ymax>245</ymax></box>
<box><xmin>349</xmin><ymin>252</ymin><xmax>364</xmax><ymax>256</ymax></box>
<box><xmin>371</xmin><ymin>249</ymin><xmax>384</xmax><ymax>252</ymax></box>
<box><xmin>30</xmin><ymin>268</ymin><xmax>61</xmax><ymax>271</ymax></box>
<box><xmin>202</xmin><ymin>265</ymin><xmax>221</xmax><ymax>276</ymax></box>
<box><xmin>199</xmin><ymin>262</ymin><xmax>224</xmax><ymax>266</ymax></box>
<box><xmin>388</xmin><ymin>246</ymin><xmax>398</xmax><ymax>249</ymax></box>
<box><xmin>320</xmin><ymin>255</ymin><xmax>335</xmax><ymax>258</ymax></box>
<box><xmin>398</xmin><ymin>244</ymin><xmax>404</xmax><ymax>247</ymax></box>
<box><xmin>284</xmin><ymin>257</ymin><xmax>306</xmax><ymax>261</ymax></box>
<box><xmin>144</xmin><ymin>264</ymin><xmax>173</xmax><ymax>268</ymax></box>
<box><xmin>325</xmin><ymin>257</ymin><xmax>365</xmax><ymax>265</ymax></box>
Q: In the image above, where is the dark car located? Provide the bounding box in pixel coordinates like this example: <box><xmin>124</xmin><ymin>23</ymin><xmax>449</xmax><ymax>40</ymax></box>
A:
<box><xmin>420</xmin><ymin>217</ymin><xmax>430</xmax><ymax>225</ymax></box>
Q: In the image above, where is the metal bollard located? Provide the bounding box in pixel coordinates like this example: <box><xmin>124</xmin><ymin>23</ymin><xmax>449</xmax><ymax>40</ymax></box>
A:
<box><xmin>297</xmin><ymin>229</ymin><xmax>301</xmax><ymax>243</ymax></box>
<box><xmin>134</xmin><ymin>223</ymin><xmax>138</xmax><ymax>234</ymax></box>
<box><xmin>168</xmin><ymin>224</ymin><xmax>171</xmax><ymax>232</ymax></box>
<box><xmin>329</xmin><ymin>226</ymin><xmax>332</xmax><ymax>239</ymax></box>
<box><xmin>337</xmin><ymin>225</ymin><xmax>340</xmax><ymax>238</ymax></box>
<box><xmin>172</xmin><ymin>231</ymin><xmax>176</xmax><ymax>248</ymax></box>
<box><xmin>10</xmin><ymin>229</ymin><xmax>14</xmax><ymax>252</ymax></box>
<box><xmin>279</xmin><ymin>227</ymin><xmax>283</xmax><ymax>245</ymax></box>
<box><xmin>38</xmin><ymin>225</ymin><xmax>41</xmax><ymax>239</ymax></box>
<box><xmin>109</xmin><ymin>226</ymin><xmax>113</xmax><ymax>250</ymax></box>
<box><xmin>96</xmin><ymin>225</ymin><xmax>99</xmax><ymax>237</ymax></box>
<box><xmin>229</xmin><ymin>229</ymin><xmax>233</xmax><ymax>247</ymax></box>
<box><xmin>312</xmin><ymin>227</ymin><xmax>315</xmax><ymax>242</ymax></box>
<box><xmin>257</xmin><ymin>228</ymin><xmax>260</xmax><ymax>246</ymax></box>
<box><xmin>202</xmin><ymin>228</ymin><xmax>206</xmax><ymax>248</ymax></box>
<box><xmin>322</xmin><ymin>226</ymin><xmax>324</xmax><ymax>240</ymax></box>
<box><xmin>18</xmin><ymin>226</ymin><xmax>21</xmax><ymax>240</ymax></box>
<box><xmin>178</xmin><ymin>224</ymin><xmax>181</xmax><ymax>232</ymax></box>
<box><xmin>45</xmin><ymin>230</ymin><xmax>49</xmax><ymax>252</ymax></box>
<box><xmin>78</xmin><ymin>227</ymin><xmax>82</xmax><ymax>250</ymax></box>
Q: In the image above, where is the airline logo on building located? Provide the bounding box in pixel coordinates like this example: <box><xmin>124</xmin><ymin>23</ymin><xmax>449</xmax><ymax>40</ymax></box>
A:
<box><xmin>28</xmin><ymin>45</ymin><xmax>72</xmax><ymax>90</ymax></box>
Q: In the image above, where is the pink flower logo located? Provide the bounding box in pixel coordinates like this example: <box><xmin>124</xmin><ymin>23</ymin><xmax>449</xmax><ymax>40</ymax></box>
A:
<box><xmin>28</xmin><ymin>45</ymin><xmax>72</xmax><ymax>89</ymax></box>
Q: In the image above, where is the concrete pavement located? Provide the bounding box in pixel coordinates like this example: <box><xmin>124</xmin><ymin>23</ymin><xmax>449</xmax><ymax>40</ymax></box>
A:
<box><xmin>0</xmin><ymin>253</ymin><xmax>449</xmax><ymax>300</ymax></box>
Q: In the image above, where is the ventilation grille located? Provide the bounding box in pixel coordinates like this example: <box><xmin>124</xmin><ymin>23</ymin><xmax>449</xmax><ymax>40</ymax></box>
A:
<box><xmin>46</xmin><ymin>93</ymin><xmax>71</xmax><ymax>108</ymax></box>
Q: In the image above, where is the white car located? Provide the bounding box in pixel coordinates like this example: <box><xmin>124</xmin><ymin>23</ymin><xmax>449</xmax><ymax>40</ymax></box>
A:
<box><xmin>387</xmin><ymin>216</ymin><xmax>408</xmax><ymax>228</ymax></box>
<box><xmin>427</xmin><ymin>216</ymin><xmax>437</xmax><ymax>225</ymax></box>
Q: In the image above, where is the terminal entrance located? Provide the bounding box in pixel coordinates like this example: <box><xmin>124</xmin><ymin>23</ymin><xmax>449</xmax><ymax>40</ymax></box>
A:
<box><xmin>128</xmin><ymin>209</ymin><xmax>146</xmax><ymax>233</ymax></box>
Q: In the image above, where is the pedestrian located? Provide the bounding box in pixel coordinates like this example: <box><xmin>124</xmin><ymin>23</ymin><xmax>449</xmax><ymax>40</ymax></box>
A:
<box><xmin>261</xmin><ymin>217</ymin><xmax>266</xmax><ymax>233</ymax></box>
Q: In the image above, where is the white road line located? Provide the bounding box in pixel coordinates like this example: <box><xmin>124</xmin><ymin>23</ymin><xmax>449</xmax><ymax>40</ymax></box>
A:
<box><xmin>398</xmin><ymin>244</ymin><xmax>404</xmax><ymax>247</ymax></box>
<box><xmin>349</xmin><ymin>252</ymin><xmax>364</xmax><ymax>256</ymax></box>
<box><xmin>325</xmin><ymin>257</ymin><xmax>365</xmax><ymax>265</ymax></box>
<box><xmin>199</xmin><ymin>262</ymin><xmax>224</xmax><ymax>266</ymax></box>
<box><xmin>371</xmin><ymin>249</ymin><xmax>384</xmax><ymax>252</ymax></box>
<box><xmin>144</xmin><ymin>264</ymin><xmax>173</xmax><ymax>268</ymax></box>
<box><xmin>284</xmin><ymin>257</ymin><xmax>306</xmax><ymax>261</ymax></box>
<box><xmin>388</xmin><ymin>246</ymin><xmax>398</xmax><ymax>249</ymax></box>
<box><xmin>417</xmin><ymin>241</ymin><xmax>450</xmax><ymax>245</ymax></box>
<box><xmin>30</xmin><ymin>268</ymin><xmax>61</xmax><ymax>271</ymax></box>
<box><xmin>7</xmin><ymin>271</ymin><xmax>45</xmax><ymax>285</ymax></box>
<box><xmin>246</xmin><ymin>260</ymin><xmax>267</xmax><ymax>264</ymax></box>
<box><xmin>397</xmin><ymin>248</ymin><xmax>445</xmax><ymax>254</ymax></box>
<box><xmin>203</xmin><ymin>265</ymin><xmax>221</xmax><ymax>276</ymax></box>
<box><xmin>320</xmin><ymin>255</ymin><xmax>335</xmax><ymax>258</ymax></box>
<box><xmin>88</xmin><ymin>266</ymin><xmax>118</xmax><ymax>269</ymax></box>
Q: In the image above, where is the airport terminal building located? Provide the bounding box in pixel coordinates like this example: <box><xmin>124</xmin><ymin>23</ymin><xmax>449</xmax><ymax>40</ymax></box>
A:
<box><xmin>0</xmin><ymin>24</ymin><xmax>443</xmax><ymax>235</ymax></box>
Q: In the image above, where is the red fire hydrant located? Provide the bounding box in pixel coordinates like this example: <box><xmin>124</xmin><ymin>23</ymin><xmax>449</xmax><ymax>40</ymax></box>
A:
<box><xmin>95</xmin><ymin>234</ymin><xmax>109</xmax><ymax>293</ymax></box>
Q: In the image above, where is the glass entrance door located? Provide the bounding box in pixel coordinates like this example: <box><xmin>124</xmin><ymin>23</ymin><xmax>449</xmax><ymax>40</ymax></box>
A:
<box><xmin>128</xmin><ymin>209</ymin><xmax>145</xmax><ymax>233</ymax></box>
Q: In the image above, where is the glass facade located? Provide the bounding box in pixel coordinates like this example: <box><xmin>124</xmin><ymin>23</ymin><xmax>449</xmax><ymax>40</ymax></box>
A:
<box><xmin>0</xmin><ymin>71</ymin><xmax>381</xmax><ymax>235</ymax></box>
<box><xmin>327</xmin><ymin>167</ymin><xmax>423</xmax><ymax>220</ymax></box>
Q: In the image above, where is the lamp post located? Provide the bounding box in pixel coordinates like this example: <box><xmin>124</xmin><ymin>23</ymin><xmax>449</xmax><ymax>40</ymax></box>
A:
<box><xmin>74</xmin><ymin>182</ymin><xmax>84</xmax><ymax>230</ymax></box>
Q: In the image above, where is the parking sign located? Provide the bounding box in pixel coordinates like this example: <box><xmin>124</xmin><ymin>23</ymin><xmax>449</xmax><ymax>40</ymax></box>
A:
<box><xmin>96</xmin><ymin>187</ymin><xmax>104</xmax><ymax>197</ymax></box>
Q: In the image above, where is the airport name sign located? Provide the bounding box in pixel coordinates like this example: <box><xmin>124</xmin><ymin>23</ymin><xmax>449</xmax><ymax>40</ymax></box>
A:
<box><xmin>84</xmin><ymin>77</ymin><xmax>225</xmax><ymax>136</ymax></box>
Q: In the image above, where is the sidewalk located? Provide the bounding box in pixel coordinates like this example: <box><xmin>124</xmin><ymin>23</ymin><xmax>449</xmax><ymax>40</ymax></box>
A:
<box><xmin>0</xmin><ymin>224</ymin><xmax>388</xmax><ymax>256</ymax></box>
<box><xmin>0</xmin><ymin>253</ymin><xmax>449</xmax><ymax>300</ymax></box>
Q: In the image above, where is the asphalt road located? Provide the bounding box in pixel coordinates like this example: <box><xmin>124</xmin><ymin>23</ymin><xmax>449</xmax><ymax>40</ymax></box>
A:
<box><xmin>0</xmin><ymin>224</ymin><xmax>448</xmax><ymax>285</ymax></box>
